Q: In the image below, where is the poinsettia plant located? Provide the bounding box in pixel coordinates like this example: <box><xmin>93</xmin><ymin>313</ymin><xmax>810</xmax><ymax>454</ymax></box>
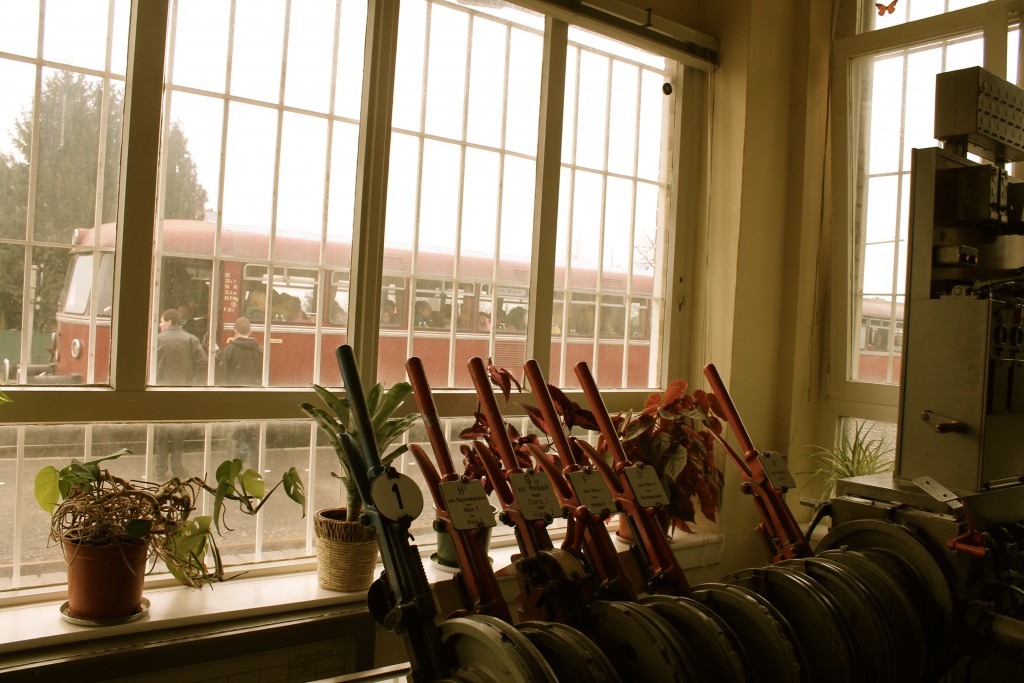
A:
<box><xmin>606</xmin><ymin>380</ymin><xmax>725</xmax><ymax>533</ymax></box>
<box><xmin>458</xmin><ymin>361</ymin><xmax>599</xmax><ymax>492</ymax></box>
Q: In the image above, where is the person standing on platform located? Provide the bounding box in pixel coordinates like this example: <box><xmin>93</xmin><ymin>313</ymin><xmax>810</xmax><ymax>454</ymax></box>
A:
<box><xmin>217</xmin><ymin>316</ymin><xmax>263</xmax><ymax>465</ymax></box>
<box><xmin>154</xmin><ymin>308</ymin><xmax>206</xmax><ymax>480</ymax></box>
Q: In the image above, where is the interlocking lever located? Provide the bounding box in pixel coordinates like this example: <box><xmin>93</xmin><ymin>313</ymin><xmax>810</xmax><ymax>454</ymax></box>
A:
<box><xmin>702</xmin><ymin>363</ymin><xmax>812</xmax><ymax>562</ymax></box>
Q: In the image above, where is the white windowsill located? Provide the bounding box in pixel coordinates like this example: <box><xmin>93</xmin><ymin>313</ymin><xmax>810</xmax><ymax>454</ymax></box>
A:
<box><xmin>0</xmin><ymin>531</ymin><xmax>723</xmax><ymax>659</ymax></box>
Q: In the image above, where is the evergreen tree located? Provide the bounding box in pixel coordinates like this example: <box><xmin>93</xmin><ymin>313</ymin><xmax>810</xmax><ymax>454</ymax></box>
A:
<box><xmin>0</xmin><ymin>70</ymin><xmax>207</xmax><ymax>337</ymax></box>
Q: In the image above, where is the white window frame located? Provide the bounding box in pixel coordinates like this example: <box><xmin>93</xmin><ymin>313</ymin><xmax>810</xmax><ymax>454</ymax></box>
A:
<box><xmin>827</xmin><ymin>0</ymin><xmax>1021</xmax><ymax>434</ymax></box>
<box><xmin>0</xmin><ymin>0</ymin><xmax>717</xmax><ymax>593</ymax></box>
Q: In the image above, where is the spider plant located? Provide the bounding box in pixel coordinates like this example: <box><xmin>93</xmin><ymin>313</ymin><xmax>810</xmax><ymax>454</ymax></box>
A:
<box><xmin>803</xmin><ymin>420</ymin><xmax>895</xmax><ymax>499</ymax></box>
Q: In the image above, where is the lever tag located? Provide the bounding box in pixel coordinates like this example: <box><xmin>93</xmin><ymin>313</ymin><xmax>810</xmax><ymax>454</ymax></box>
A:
<box><xmin>440</xmin><ymin>479</ymin><xmax>497</xmax><ymax>530</ymax></box>
<box><xmin>509</xmin><ymin>471</ymin><xmax>562</xmax><ymax>521</ymax></box>
<box><xmin>568</xmin><ymin>470</ymin><xmax>616</xmax><ymax>513</ymax></box>
<box><xmin>759</xmin><ymin>451</ymin><xmax>796</xmax><ymax>490</ymax></box>
<box><xmin>623</xmin><ymin>465</ymin><xmax>670</xmax><ymax>507</ymax></box>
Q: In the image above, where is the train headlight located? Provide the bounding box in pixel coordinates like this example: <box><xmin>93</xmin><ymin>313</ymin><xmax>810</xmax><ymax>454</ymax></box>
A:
<box><xmin>70</xmin><ymin>338</ymin><xmax>82</xmax><ymax>359</ymax></box>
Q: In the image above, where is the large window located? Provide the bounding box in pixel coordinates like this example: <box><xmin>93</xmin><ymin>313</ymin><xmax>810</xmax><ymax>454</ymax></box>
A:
<box><xmin>830</xmin><ymin>1</ymin><xmax>1019</xmax><ymax>428</ymax></box>
<box><xmin>0</xmin><ymin>1</ymin><xmax>714</xmax><ymax>593</ymax></box>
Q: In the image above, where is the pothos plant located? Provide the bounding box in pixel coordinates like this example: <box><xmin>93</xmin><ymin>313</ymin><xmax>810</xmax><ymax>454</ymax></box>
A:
<box><xmin>607</xmin><ymin>380</ymin><xmax>726</xmax><ymax>533</ymax></box>
<box><xmin>35</xmin><ymin>449</ymin><xmax>306</xmax><ymax>588</ymax></box>
<box><xmin>300</xmin><ymin>381</ymin><xmax>420</xmax><ymax>518</ymax></box>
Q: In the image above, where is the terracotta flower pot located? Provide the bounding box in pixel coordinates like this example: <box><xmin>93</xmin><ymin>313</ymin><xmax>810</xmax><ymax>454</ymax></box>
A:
<box><xmin>63</xmin><ymin>539</ymin><xmax>148</xmax><ymax>621</ymax></box>
<box><xmin>314</xmin><ymin>508</ymin><xmax>379</xmax><ymax>592</ymax></box>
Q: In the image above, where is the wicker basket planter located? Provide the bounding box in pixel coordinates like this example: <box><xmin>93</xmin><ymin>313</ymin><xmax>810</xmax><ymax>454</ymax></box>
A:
<box><xmin>314</xmin><ymin>508</ymin><xmax>379</xmax><ymax>592</ymax></box>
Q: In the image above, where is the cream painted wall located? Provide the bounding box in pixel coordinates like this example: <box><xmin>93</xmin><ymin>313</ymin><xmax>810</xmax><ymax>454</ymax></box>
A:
<box><xmin>620</xmin><ymin>0</ymin><xmax>832</xmax><ymax>574</ymax></box>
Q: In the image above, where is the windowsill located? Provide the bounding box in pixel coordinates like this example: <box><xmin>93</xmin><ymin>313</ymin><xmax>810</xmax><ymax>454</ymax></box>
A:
<box><xmin>0</xmin><ymin>531</ymin><xmax>722</xmax><ymax>659</ymax></box>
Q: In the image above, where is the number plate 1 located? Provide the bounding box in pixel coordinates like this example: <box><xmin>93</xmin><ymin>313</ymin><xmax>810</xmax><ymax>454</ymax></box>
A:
<box><xmin>370</xmin><ymin>471</ymin><xmax>425</xmax><ymax>522</ymax></box>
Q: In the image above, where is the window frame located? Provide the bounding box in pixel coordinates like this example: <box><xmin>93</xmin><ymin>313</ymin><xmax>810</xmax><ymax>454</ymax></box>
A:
<box><xmin>0</xmin><ymin>0</ymin><xmax>716</xmax><ymax>425</ymax></box>
<box><xmin>827</xmin><ymin>1</ymin><xmax>1020</xmax><ymax>433</ymax></box>
<box><xmin>0</xmin><ymin>0</ymin><xmax>716</xmax><ymax>596</ymax></box>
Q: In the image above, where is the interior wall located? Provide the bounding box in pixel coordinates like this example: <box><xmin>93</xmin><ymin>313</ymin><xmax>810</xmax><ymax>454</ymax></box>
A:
<box><xmin>622</xmin><ymin>0</ymin><xmax>832</xmax><ymax>574</ymax></box>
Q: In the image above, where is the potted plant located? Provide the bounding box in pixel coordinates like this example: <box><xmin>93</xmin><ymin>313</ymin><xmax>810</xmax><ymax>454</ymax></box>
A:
<box><xmin>803</xmin><ymin>420</ymin><xmax>895</xmax><ymax>500</ymax></box>
<box><xmin>34</xmin><ymin>449</ymin><xmax>305</xmax><ymax>622</ymax></box>
<box><xmin>300</xmin><ymin>381</ymin><xmax>420</xmax><ymax>591</ymax></box>
<box><xmin>605</xmin><ymin>379</ymin><xmax>725</xmax><ymax>537</ymax></box>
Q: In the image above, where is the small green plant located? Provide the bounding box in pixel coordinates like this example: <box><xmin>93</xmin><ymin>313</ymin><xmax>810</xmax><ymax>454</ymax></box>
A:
<box><xmin>300</xmin><ymin>382</ymin><xmax>420</xmax><ymax>518</ymax></box>
<box><xmin>35</xmin><ymin>449</ymin><xmax>305</xmax><ymax>588</ymax></box>
<box><xmin>803</xmin><ymin>420</ymin><xmax>895</xmax><ymax>499</ymax></box>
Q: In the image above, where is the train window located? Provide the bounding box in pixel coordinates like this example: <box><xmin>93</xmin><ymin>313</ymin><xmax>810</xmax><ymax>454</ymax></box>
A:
<box><xmin>328</xmin><ymin>271</ymin><xmax>349</xmax><ymax>326</ymax></box>
<box><xmin>380</xmin><ymin>276</ymin><xmax>406</xmax><ymax>328</ymax></box>
<box><xmin>410</xmin><ymin>279</ymin><xmax>477</xmax><ymax>331</ymax></box>
<box><xmin>568</xmin><ymin>293</ymin><xmax>597</xmax><ymax>337</ymax></box>
<box><xmin>270</xmin><ymin>267</ymin><xmax>317</xmax><ymax>323</ymax></box>
<box><xmin>551</xmin><ymin>292</ymin><xmax>565</xmax><ymax>335</ymax></box>
<box><xmin>62</xmin><ymin>254</ymin><xmax>96</xmax><ymax>316</ymax></box>
<box><xmin>160</xmin><ymin>257</ymin><xmax>213</xmax><ymax>344</ymax></box>
<box><xmin>477</xmin><ymin>283</ymin><xmax>494</xmax><ymax>332</ymax></box>
<box><xmin>455</xmin><ymin>286</ymin><xmax>475</xmax><ymax>332</ymax></box>
<box><xmin>241</xmin><ymin>265</ymin><xmax>269</xmax><ymax>321</ymax></box>
<box><xmin>413</xmin><ymin>278</ymin><xmax>449</xmax><ymax>329</ymax></box>
<box><xmin>629</xmin><ymin>297</ymin><xmax>649</xmax><ymax>339</ymax></box>
<box><xmin>495</xmin><ymin>286</ymin><xmax>529</xmax><ymax>334</ymax></box>
<box><xmin>598</xmin><ymin>295</ymin><xmax>625</xmax><ymax>339</ymax></box>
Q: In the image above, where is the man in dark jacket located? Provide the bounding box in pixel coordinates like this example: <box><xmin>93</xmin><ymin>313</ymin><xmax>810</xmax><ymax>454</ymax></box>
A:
<box><xmin>217</xmin><ymin>317</ymin><xmax>262</xmax><ymax>385</ymax></box>
<box><xmin>217</xmin><ymin>317</ymin><xmax>263</xmax><ymax>463</ymax></box>
<box><xmin>155</xmin><ymin>308</ymin><xmax>206</xmax><ymax>480</ymax></box>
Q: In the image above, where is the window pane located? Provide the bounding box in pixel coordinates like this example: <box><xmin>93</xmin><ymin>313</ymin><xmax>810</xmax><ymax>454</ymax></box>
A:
<box><xmin>156</xmin><ymin>0</ymin><xmax>367</xmax><ymax>387</ymax></box>
<box><xmin>553</xmin><ymin>28</ymin><xmax>671</xmax><ymax>389</ymax></box>
<box><xmin>856</xmin><ymin>0</ymin><xmax>991</xmax><ymax>34</ymax></box>
<box><xmin>0</xmin><ymin>0</ymin><xmax>126</xmax><ymax>385</ymax></box>
<box><xmin>380</xmin><ymin>0</ymin><xmax>542</xmax><ymax>387</ymax></box>
<box><xmin>2</xmin><ymin>416</ymin><xmax>510</xmax><ymax>592</ymax></box>
<box><xmin>848</xmin><ymin>34</ymin><xmax>981</xmax><ymax>385</ymax></box>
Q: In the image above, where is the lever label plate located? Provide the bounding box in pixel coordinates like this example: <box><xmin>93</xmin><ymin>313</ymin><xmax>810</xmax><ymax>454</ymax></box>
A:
<box><xmin>623</xmin><ymin>465</ymin><xmax>670</xmax><ymax>507</ymax></box>
<box><xmin>509</xmin><ymin>471</ymin><xmax>562</xmax><ymax>521</ymax></box>
<box><xmin>371</xmin><ymin>471</ymin><xmax>425</xmax><ymax>522</ymax></box>
<box><xmin>440</xmin><ymin>479</ymin><xmax>497</xmax><ymax>530</ymax></box>
<box><xmin>759</xmin><ymin>451</ymin><xmax>796</xmax><ymax>490</ymax></box>
<box><xmin>568</xmin><ymin>470</ymin><xmax>616</xmax><ymax>513</ymax></box>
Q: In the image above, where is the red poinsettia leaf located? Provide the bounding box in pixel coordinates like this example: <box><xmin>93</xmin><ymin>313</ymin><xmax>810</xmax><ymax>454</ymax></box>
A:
<box><xmin>695</xmin><ymin>477</ymin><xmax>718</xmax><ymax>522</ymax></box>
<box><xmin>505</xmin><ymin>421</ymin><xmax>521</xmax><ymax>441</ymax></box>
<box><xmin>693</xmin><ymin>389</ymin><xmax>711</xmax><ymax>411</ymax></box>
<box><xmin>664</xmin><ymin>379</ymin><xmax>688</xmax><ymax>405</ymax></box>
<box><xmin>672</xmin><ymin>519</ymin><xmax>693</xmax><ymax>533</ymax></box>
<box><xmin>458</xmin><ymin>413</ymin><xmax>489</xmax><ymax>439</ymax></box>
<box><xmin>708</xmin><ymin>415</ymin><xmax>723</xmax><ymax>435</ymax></box>
<box><xmin>668</xmin><ymin>483</ymin><xmax>696</xmax><ymax>524</ymax></box>
<box><xmin>487</xmin><ymin>360</ymin><xmax>519</xmax><ymax>403</ymax></box>
<box><xmin>571</xmin><ymin>404</ymin><xmax>600</xmax><ymax>431</ymax></box>
<box><xmin>706</xmin><ymin>392</ymin><xmax>726</xmax><ymax>420</ymax></box>
<box><xmin>547</xmin><ymin>384</ymin><xmax>572</xmax><ymax>416</ymax></box>
<box><xmin>643</xmin><ymin>391</ymin><xmax>662</xmax><ymax>410</ymax></box>
<box><xmin>622</xmin><ymin>413</ymin><xmax>656</xmax><ymax>441</ymax></box>
<box><xmin>519</xmin><ymin>402</ymin><xmax>550</xmax><ymax>436</ymax></box>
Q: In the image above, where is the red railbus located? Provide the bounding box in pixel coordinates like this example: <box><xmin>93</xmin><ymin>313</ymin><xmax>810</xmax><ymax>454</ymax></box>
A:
<box><xmin>29</xmin><ymin>220</ymin><xmax>657</xmax><ymax>388</ymax></box>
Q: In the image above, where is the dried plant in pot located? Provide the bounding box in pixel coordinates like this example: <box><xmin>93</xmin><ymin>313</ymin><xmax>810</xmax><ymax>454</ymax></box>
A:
<box><xmin>605</xmin><ymin>380</ymin><xmax>726</xmax><ymax>538</ymax></box>
<box><xmin>35</xmin><ymin>449</ymin><xmax>305</xmax><ymax>622</ymax></box>
<box><xmin>300</xmin><ymin>381</ymin><xmax>420</xmax><ymax>591</ymax></box>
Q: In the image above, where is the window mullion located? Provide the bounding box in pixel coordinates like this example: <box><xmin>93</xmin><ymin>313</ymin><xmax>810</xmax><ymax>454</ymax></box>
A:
<box><xmin>347</xmin><ymin>0</ymin><xmax>401</xmax><ymax>382</ymax></box>
<box><xmin>110</xmin><ymin>0</ymin><xmax>171</xmax><ymax>392</ymax></box>
<box><xmin>526</xmin><ymin>17</ymin><xmax>568</xmax><ymax>377</ymax></box>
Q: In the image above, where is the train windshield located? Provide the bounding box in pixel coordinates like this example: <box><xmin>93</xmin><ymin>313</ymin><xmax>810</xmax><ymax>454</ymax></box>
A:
<box><xmin>60</xmin><ymin>252</ymin><xmax>115</xmax><ymax>317</ymax></box>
